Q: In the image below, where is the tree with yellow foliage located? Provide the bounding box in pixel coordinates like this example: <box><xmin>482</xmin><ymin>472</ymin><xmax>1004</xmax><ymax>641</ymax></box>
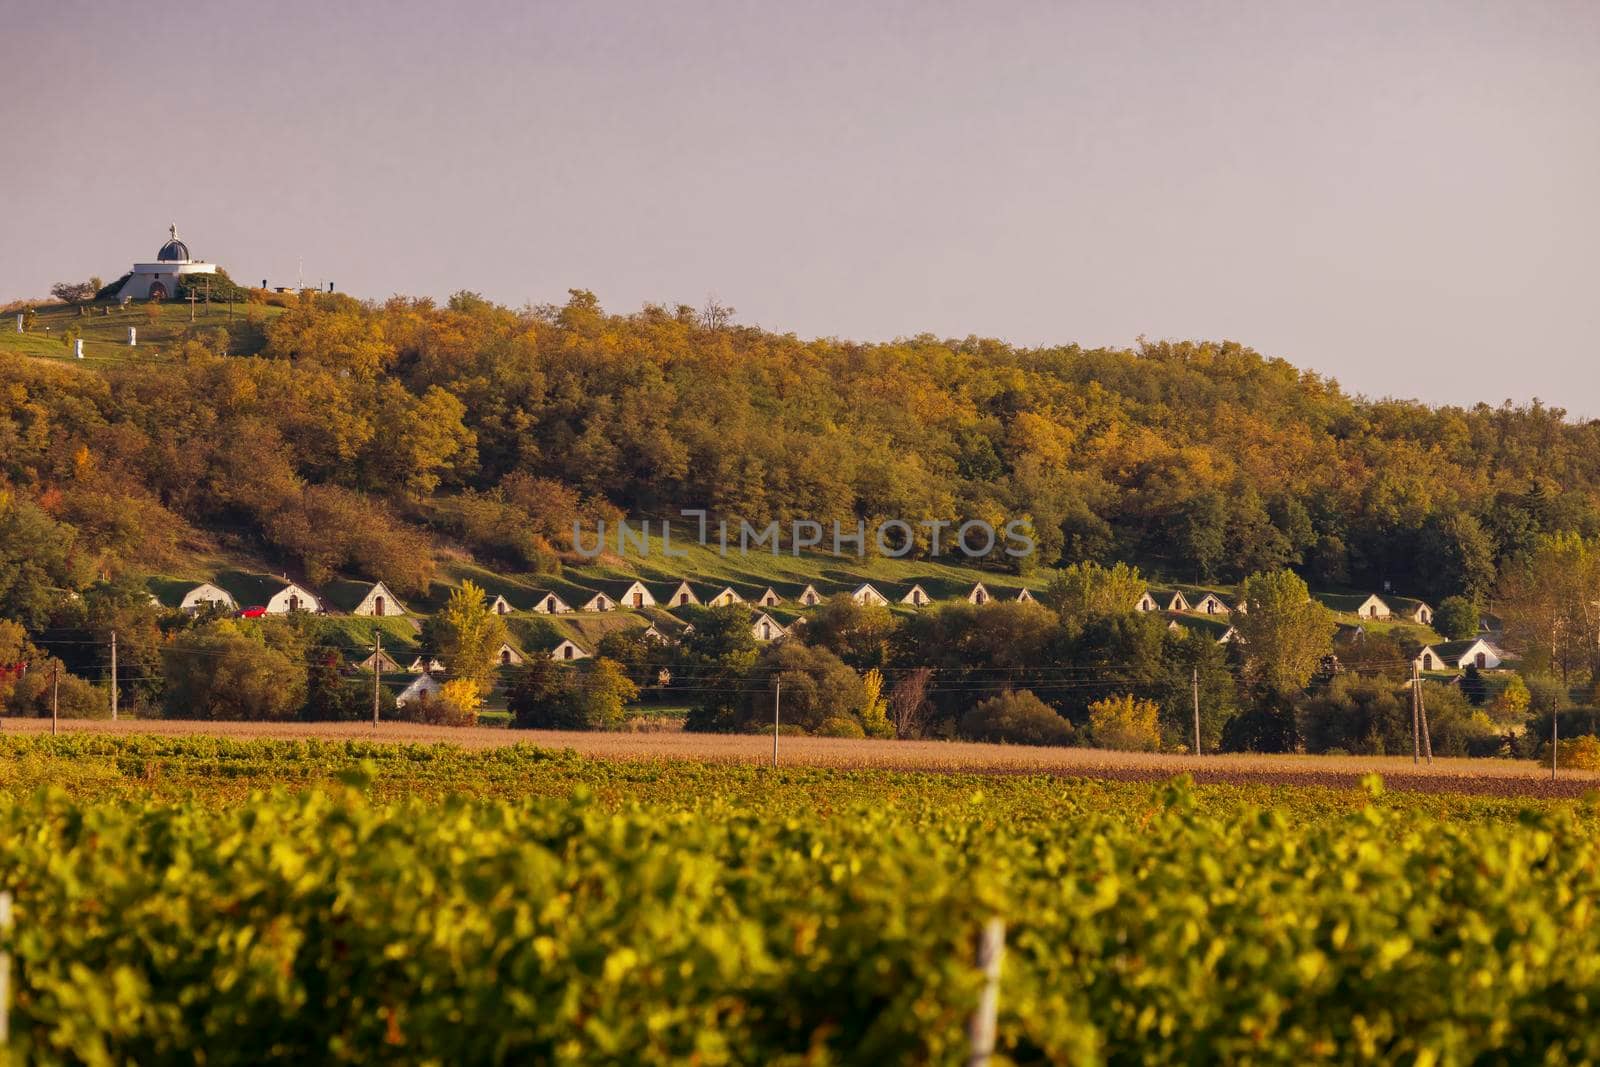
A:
<box><xmin>429</xmin><ymin>580</ymin><xmax>507</xmax><ymax>689</ymax></box>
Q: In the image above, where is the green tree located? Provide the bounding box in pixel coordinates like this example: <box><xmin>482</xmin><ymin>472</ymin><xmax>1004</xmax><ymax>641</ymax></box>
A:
<box><xmin>1041</xmin><ymin>560</ymin><xmax>1146</xmax><ymax>622</ymax></box>
<box><xmin>595</xmin><ymin>628</ymin><xmax>663</xmax><ymax>689</ymax></box>
<box><xmin>0</xmin><ymin>491</ymin><xmax>87</xmax><ymax>631</ymax></box>
<box><xmin>162</xmin><ymin>620</ymin><xmax>307</xmax><ymax>720</ymax></box>
<box><xmin>507</xmin><ymin>656</ymin><xmax>578</xmax><ymax>729</ymax></box>
<box><xmin>566</xmin><ymin>657</ymin><xmax>639</xmax><ymax>730</ymax></box>
<box><xmin>678</xmin><ymin>604</ymin><xmax>760</xmax><ymax>732</ymax></box>
<box><xmin>794</xmin><ymin>595</ymin><xmax>897</xmax><ymax>669</ymax></box>
<box><xmin>747</xmin><ymin>641</ymin><xmax>866</xmax><ymax>735</ymax></box>
<box><xmin>1418</xmin><ymin>510</ymin><xmax>1497</xmax><ymax>601</ymax></box>
<box><xmin>428</xmin><ymin>580</ymin><xmax>508</xmax><ymax>689</ymax></box>
<box><xmin>50</xmin><ymin>280</ymin><xmax>96</xmax><ymax>306</ymax></box>
<box><xmin>1155</xmin><ymin>629</ymin><xmax>1238</xmax><ymax>753</ymax></box>
<box><xmin>1435</xmin><ymin>595</ymin><xmax>1480</xmax><ymax>641</ymax></box>
<box><xmin>1497</xmin><ymin>533</ymin><xmax>1600</xmax><ymax>684</ymax></box>
<box><xmin>303</xmin><ymin>644</ymin><xmax>366</xmax><ymax>721</ymax></box>
<box><xmin>1233</xmin><ymin>569</ymin><xmax>1335</xmax><ymax>694</ymax></box>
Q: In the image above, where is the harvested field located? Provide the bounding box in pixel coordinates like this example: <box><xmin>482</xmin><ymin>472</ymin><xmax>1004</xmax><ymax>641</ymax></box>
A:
<box><xmin>5</xmin><ymin>716</ymin><xmax>1595</xmax><ymax>797</ymax></box>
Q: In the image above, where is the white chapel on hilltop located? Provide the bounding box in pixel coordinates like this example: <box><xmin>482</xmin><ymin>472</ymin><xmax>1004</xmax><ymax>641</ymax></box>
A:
<box><xmin>113</xmin><ymin>225</ymin><xmax>218</xmax><ymax>300</ymax></box>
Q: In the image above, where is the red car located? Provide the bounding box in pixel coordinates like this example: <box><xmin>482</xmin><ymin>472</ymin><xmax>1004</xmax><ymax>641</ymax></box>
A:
<box><xmin>238</xmin><ymin>607</ymin><xmax>268</xmax><ymax>618</ymax></box>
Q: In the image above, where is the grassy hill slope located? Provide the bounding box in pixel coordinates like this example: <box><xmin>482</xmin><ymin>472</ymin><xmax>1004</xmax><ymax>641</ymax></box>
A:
<box><xmin>0</xmin><ymin>299</ymin><xmax>281</xmax><ymax>366</ymax></box>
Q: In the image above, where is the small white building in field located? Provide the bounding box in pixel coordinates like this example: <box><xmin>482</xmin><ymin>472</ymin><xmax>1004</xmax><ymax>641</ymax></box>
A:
<box><xmin>146</xmin><ymin>579</ymin><xmax>238</xmax><ymax>614</ymax></box>
<box><xmin>1153</xmin><ymin>590</ymin><xmax>1191</xmax><ymax>613</ymax></box>
<box><xmin>531</xmin><ymin>591</ymin><xmax>573</xmax><ymax>615</ymax></box>
<box><xmin>1192</xmin><ymin>593</ymin><xmax>1228</xmax><ymax>616</ymax></box>
<box><xmin>218</xmin><ymin>574</ymin><xmax>321</xmax><ymax>615</ymax></box>
<box><xmin>1389</xmin><ymin>597</ymin><xmax>1435</xmax><ymax>626</ymax></box>
<box><xmin>1414</xmin><ymin>638</ymin><xmax>1504</xmax><ymax>673</ymax></box>
<box><xmin>609</xmin><ymin>581</ymin><xmax>656</xmax><ymax>610</ymax></box>
<box><xmin>851</xmin><ymin>583</ymin><xmax>889</xmax><ymax>607</ymax></box>
<box><xmin>396</xmin><ymin>673</ymin><xmax>442</xmax><ymax>708</ymax></box>
<box><xmin>488</xmin><ymin>594</ymin><xmax>514</xmax><ymax>616</ymax></box>
<box><xmin>355</xmin><ymin>649</ymin><xmax>404</xmax><ymax>673</ymax></box>
<box><xmin>661</xmin><ymin>581</ymin><xmax>699</xmax><ymax>608</ymax></box>
<box><xmin>332</xmin><ymin>580</ymin><xmax>406</xmax><ymax>617</ymax></box>
<box><xmin>549</xmin><ymin>638</ymin><xmax>589</xmax><ymax>662</ymax></box>
<box><xmin>751</xmin><ymin>612</ymin><xmax>787</xmax><ymax>642</ymax></box>
<box><xmin>703</xmin><ymin>585</ymin><xmax>745</xmax><ymax>608</ymax></box>
<box><xmin>580</xmin><ymin>592</ymin><xmax>616</xmax><ymax>612</ymax></box>
<box><xmin>496</xmin><ymin>642</ymin><xmax>526</xmax><ymax>667</ymax></box>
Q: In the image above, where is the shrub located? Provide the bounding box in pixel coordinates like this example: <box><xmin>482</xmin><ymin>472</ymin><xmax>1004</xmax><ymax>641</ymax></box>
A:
<box><xmin>432</xmin><ymin>678</ymin><xmax>484</xmax><ymax>726</ymax></box>
<box><xmin>959</xmin><ymin>690</ymin><xmax>1074</xmax><ymax>746</ymax></box>
<box><xmin>1540</xmin><ymin>733</ymin><xmax>1600</xmax><ymax>772</ymax></box>
<box><xmin>1297</xmin><ymin>675</ymin><xmax>1409</xmax><ymax>755</ymax></box>
<box><xmin>816</xmin><ymin>715</ymin><xmax>867</xmax><ymax>738</ymax></box>
<box><xmin>11</xmin><ymin>666</ymin><xmax>108</xmax><ymax>719</ymax></box>
<box><xmin>1088</xmin><ymin>693</ymin><xmax>1163</xmax><ymax>752</ymax></box>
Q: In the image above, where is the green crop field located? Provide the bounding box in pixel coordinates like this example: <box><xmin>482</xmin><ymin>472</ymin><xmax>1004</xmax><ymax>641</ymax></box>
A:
<box><xmin>0</xmin><ymin>736</ymin><xmax>1597</xmax><ymax>1063</ymax></box>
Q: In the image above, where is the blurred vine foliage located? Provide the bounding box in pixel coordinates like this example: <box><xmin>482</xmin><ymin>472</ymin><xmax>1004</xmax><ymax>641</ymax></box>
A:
<box><xmin>0</xmin><ymin>738</ymin><xmax>1598</xmax><ymax>1063</ymax></box>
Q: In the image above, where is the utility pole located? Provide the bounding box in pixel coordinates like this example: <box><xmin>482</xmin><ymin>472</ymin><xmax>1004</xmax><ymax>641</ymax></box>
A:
<box><xmin>1414</xmin><ymin>662</ymin><xmax>1427</xmax><ymax>764</ymax></box>
<box><xmin>50</xmin><ymin>662</ymin><xmax>59</xmax><ymax>736</ymax></box>
<box><xmin>1191</xmin><ymin>666</ymin><xmax>1201</xmax><ymax>756</ymax></box>
<box><xmin>372</xmin><ymin>632</ymin><xmax>382</xmax><ymax>733</ymax></box>
<box><xmin>1418</xmin><ymin>669</ymin><xmax>1432</xmax><ymax>763</ymax></box>
<box><xmin>772</xmin><ymin>678</ymin><xmax>781</xmax><ymax>767</ymax></box>
<box><xmin>110</xmin><ymin>629</ymin><xmax>118</xmax><ymax>721</ymax></box>
<box><xmin>1552</xmin><ymin>709</ymin><xmax>1559</xmax><ymax>780</ymax></box>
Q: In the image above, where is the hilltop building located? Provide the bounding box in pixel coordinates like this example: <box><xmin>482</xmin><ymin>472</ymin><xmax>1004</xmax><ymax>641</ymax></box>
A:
<box><xmin>112</xmin><ymin>225</ymin><xmax>218</xmax><ymax>301</ymax></box>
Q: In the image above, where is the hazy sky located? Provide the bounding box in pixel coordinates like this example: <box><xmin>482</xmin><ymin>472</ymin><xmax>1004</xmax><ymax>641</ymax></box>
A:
<box><xmin>3</xmin><ymin>1</ymin><xmax>1597</xmax><ymax>410</ymax></box>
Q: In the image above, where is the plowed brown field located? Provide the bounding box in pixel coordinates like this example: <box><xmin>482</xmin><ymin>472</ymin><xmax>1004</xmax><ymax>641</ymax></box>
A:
<box><xmin>6</xmin><ymin>716</ymin><xmax>1595</xmax><ymax>798</ymax></box>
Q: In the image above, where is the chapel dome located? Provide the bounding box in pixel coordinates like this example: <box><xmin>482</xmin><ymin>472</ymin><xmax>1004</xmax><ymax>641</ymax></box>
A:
<box><xmin>156</xmin><ymin>224</ymin><xmax>191</xmax><ymax>262</ymax></box>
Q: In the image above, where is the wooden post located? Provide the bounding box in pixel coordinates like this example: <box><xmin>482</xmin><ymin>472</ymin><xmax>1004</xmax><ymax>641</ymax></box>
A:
<box><xmin>372</xmin><ymin>632</ymin><xmax>382</xmax><ymax>733</ymax></box>
<box><xmin>110</xmin><ymin>629</ymin><xmax>118</xmax><ymax>721</ymax></box>
<box><xmin>0</xmin><ymin>889</ymin><xmax>12</xmax><ymax>1045</ymax></box>
<box><xmin>1191</xmin><ymin>666</ymin><xmax>1201</xmax><ymax>756</ymax></box>
<box><xmin>51</xmin><ymin>662</ymin><xmax>58</xmax><ymax>736</ymax></box>
<box><xmin>772</xmin><ymin>678</ymin><xmax>781</xmax><ymax>767</ymax></box>
<box><xmin>1552</xmin><ymin>710</ymin><xmax>1559</xmax><ymax>781</ymax></box>
<box><xmin>1418</xmin><ymin>669</ymin><xmax>1432</xmax><ymax>763</ymax></box>
<box><xmin>1411</xmin><ymin>662</ymin><xmax>1420</xmax><ymax>765</ymax></box>
<box><xmin>966</xmin><ymin>918</ymin><xmax>1005</xmax><ymax>1067</ymax></box>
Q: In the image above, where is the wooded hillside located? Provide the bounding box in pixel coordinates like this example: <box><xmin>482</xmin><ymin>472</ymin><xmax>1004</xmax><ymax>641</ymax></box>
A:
<box><xmin>3</xmin><ymin>288</ymin><xmax>1594</xmax><ymax>602</ymax></box>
